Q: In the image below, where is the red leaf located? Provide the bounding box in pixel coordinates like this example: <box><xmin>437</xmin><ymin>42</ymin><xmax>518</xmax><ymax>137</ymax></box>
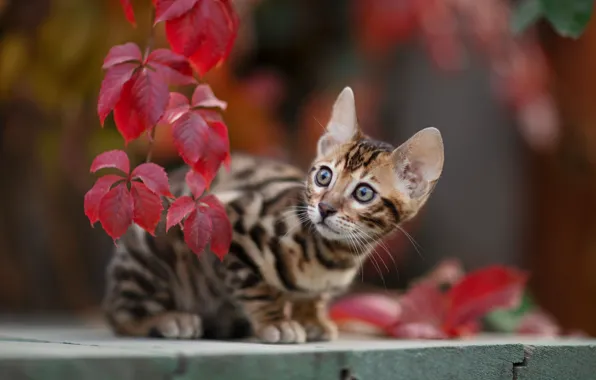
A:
<box><xmin>98</xmin><ymin>183</ymin><xmax>134</xmax><ymax>240</ymax></box>
<box><xmin>84</xmin><ymin>175</ymin><xmax>125</xmax><ymax>225</ymax></box>
<box><xmin>388</xmin><ymin>323</ymin><xmax>447</xmax><ymax>339</ymax></box>
<box><xmin>165</xmin><ymin>0</ymin><xmax>239</xmax><ymax>76</ymax></box>
<box><xmin>516</xmin><ymin>309</ymin><xmax>561</xmax><ymax>336</ymax></box>
<box><xmin>90</xmin><ymin>150</ymin><xmax>130</xmax><ymax>174</ymax></box>
<box><xmin>130</xmin><ymin>182</ymin><xmax>163</xmax><ymax>235</ymax></box>
<box><xmin>98</xmin><ymin>63</ymin><xmax>138</xmax><ymax>125</ymax></box>
<box><xmin>119</xmin><ymin>0</ymin><xmax>137</xmax><ymax>26</ymax></box>
<box><xmin>113</xmin><ymin>77</ymin><xmax>147</xmax><ymax>143</ymax></box>
<box><xmin>113</xmin><ymin>69</ymin><xmax>169</xmax><ymax>143</ymax></box>
<box><xmin>197</xmin><ymin>109</ymin><xmax>224</xmax><ymax>123</ymax></box>
<box><xmin>187</xmin><ymin>0</ymin><xmax>238</xmax><ymax>76</ymax></box>
<box><xmin>185</xmin><ymin>170</ymin><xmax>206</xmax><ymax>198</ymax></box>
<box><xmin>398</xmin><ymin>282</ymin><xmax>446</xmax><ymax>326</ymax></box>
<box><xmin>155</xmin><ymin>0</ymin><xmax>198</xmax><ymax>24</ymax></box>
<box><xmin>166</xmin><ymin>196</ymin><xmax>195</xmax><ymax>231</ymax></box>
<box><xmin>131</xmin><ymin>163</ymin><xmax>173</xmax><ymax>197</ymax></box>
<box><xmin>444</xmin><ymin>266</ymin><xmax>527</xmax><ymax>331</ymax></box>
<box><xmin>103</xmin><ymin>43</ymin><xmax>142</xmax><ymax>69</ymax></box>
<box><xmin>191</xmin><ymin>84</ymin><xmax>227</xmax><ymax>109</ymax></box>
<box><xmin>171</xmin><ymin>111</ymin><xmax>210</xmax><ymax>164</ymax></box>
<box><xmin>192</xmin><ymin>120</ymin><xmax>230</xmax><ymax>183</ymax></box>
<box><xmin>329</xmin><ymin>294</ymin><xmax>402</xmax><ymax>331</ymax></box>
<box><xmin>162</xmin><ymin>92</ymin><xmax>190</xmax><ymax>124</ymax></box>
<box><xmin>148</xmin><ymin>49</ymin><xmax>196</xmax><ymax>86</ymax></box>
<box><xmin>130</xmin><ymin>68</ymin><xmax>169</xmax><ymax>128</ymax></box>
<box><xmin>165</xmin><ymin>2</ymin><xmax>205</xmax><ymax>57</ymax></box>
<box><xmin>183</xmin><ymin>208</ymin><xmax>213</xmax><ymax>255</ymax></box>
<box><xmin>202</xmin><ymin>194</ymin><xmax>231</xmax><ymax>259</ymax></box>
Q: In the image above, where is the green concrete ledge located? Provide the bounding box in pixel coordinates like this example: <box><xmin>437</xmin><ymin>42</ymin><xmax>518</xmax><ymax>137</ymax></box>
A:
<box><xmin>0</xmin><ymin>323</ymin><xmax>595</xmax><ymax>380</ymax></box>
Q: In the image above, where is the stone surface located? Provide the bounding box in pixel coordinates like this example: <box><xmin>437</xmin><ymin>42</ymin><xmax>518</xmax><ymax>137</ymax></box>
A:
<box><xmin>0</xmin><ymin>323</ymin><xmax>594</xmax><ymax>380</ymax></box>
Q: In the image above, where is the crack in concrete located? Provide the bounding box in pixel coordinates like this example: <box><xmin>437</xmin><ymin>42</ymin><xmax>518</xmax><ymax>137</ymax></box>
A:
<box><xmin>165</xmin><ymin>353</ymin><xmax>188</xmax><ymax>380</ymax></box>
<box><xmin>512</xmin><ymin>345</ymin><xmax>534</xmax><ymax>380</ymax></box>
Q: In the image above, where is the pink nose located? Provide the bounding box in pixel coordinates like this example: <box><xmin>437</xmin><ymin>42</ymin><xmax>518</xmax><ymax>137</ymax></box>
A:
<box><xmin>318</xmin><ymin>202</ymin><xmax>337</xmax><ymax>219</ymax></box>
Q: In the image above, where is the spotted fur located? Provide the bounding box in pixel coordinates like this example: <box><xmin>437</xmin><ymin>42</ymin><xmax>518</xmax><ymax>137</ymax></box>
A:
<box><xmin>103</xmin><ymin>87</ymin><xmax>444</xmax><ymax>343</ymax></box>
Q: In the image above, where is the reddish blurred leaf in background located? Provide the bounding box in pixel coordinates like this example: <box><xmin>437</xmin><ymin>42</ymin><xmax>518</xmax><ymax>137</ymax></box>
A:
<box><xmin>330</xmin><ymin>262</ymin><xmax>528</xmax><ymax>339</ymax></box>
<box><xmin>119</xmin><ymin>0</ymin><xmax>137</xmax><ymax>26</ymax></box>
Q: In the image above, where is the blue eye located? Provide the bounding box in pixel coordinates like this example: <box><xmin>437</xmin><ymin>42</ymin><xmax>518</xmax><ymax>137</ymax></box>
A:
<box><xmin>354</xmin><ymin>184</ymin><xmax>375</xmax><ymax>203</ymax></box>
<box><xmin>315</xmin><ymin>166</ymin><xmax>333</xmax><ymax>187</ymax></box>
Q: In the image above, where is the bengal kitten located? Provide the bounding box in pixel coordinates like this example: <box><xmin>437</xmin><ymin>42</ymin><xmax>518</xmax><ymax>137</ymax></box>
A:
<box><xmin>103</xmin><ymin>87</ymin><xmax>444</xmax><ymax>344</ymax></box>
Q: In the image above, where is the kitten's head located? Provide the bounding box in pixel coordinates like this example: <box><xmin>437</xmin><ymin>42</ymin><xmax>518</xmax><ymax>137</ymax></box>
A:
<box><xmin>305</xmin><ymin>87</ymin><xmax>444</xmax><ymax>242</ymax></box>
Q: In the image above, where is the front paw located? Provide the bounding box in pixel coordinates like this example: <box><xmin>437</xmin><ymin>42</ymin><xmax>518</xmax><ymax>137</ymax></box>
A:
<box><xmin>256</xmin><ymin>320</ymin><xmax>306</xmax><ymax>344</ymax></box>
<box><xmin>302</xmin><ymin>319</ymin><xmax>338</xmax><ymax>342</ymax></box>
<box><xmin>148</xmin><ymin>312</ymin><xmax>203</xmax><ymax>339</ymax></box>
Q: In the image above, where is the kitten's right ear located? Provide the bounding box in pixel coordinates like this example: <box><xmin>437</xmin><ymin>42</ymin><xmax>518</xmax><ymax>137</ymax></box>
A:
<box><xmin>317</xmin><ymin>87</ymin><xmax>361</xmax><ymax>157</ymax></box>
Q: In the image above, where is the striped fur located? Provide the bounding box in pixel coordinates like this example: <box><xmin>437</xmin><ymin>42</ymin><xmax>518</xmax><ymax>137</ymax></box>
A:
<box><xmin>103</xmin><ymin>88</ymin><xmax>444</xmax><ymax>344</ymax></box>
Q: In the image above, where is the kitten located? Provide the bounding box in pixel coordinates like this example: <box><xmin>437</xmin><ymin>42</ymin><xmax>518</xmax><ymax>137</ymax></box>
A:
<box><xmin>103</xmin><ymin>87</ymin><xmax>444</xmax><ymax>343</ymax></box>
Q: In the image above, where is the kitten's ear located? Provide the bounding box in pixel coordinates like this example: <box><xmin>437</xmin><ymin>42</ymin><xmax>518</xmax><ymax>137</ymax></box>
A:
<box><xmin>317</xmin><ymin>87</ymin><xmax>361</xmax><ymax>156</ymax></box>
<box><xmin>391</xmin><ymin>127</ymin><xmax>444</xmax><ymax>199</ymax></box>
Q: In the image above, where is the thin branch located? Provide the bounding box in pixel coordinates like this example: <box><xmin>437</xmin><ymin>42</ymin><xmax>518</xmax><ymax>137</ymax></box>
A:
<box><xmin>145</xmin><ymin>7</ymin><xmax>157</xmax><ymax>163</ymax></box>
<box><xmin>143</xmin><ymin>8</ymin><xmax>157</xmax><ymax>61</ymax></box>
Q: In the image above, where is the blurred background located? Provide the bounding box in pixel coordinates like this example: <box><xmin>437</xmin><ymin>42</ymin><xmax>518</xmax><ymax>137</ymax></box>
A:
<box><xmin>1</xmin><ymin>0</ymin><xmax>596</xmax><ymax>336</ymax></box>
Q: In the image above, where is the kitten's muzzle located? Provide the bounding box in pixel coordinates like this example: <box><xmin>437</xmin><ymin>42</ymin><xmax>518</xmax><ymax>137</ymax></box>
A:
<box><xmin>317</xmin><ymin>202</ymin><xmax>337</xmax><ymax>220</ymax></box>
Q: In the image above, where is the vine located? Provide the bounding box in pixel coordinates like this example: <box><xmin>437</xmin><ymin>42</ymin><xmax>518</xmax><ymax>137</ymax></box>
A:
<box><xmin>84</xmin><ymin>0</ymin><xmax>238</xmax><ymax>259</ymax></box>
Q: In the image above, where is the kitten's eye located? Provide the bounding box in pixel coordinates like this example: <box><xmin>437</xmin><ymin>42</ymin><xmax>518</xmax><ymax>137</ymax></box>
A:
<box><xmin>353</xmin><ymin>184</ymin><xmax>376</xmax><ymax>203</ymax></box>
<box><xmin>315</xmin><ymin>166</ymin><xmax>333</xmax><ymax>187</ymax></box>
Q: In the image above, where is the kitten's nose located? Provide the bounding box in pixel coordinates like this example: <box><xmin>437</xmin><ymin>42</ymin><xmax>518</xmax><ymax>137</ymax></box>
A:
<box><xmin>318</xmin><ymin>202</ymin><xmax>337</xmax><ymax>220</ymax></box>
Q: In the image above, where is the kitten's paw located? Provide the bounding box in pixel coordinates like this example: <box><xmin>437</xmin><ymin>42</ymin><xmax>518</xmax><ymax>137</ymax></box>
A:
<box><xmin>302</xmin><ymin>319</ymin><xmax>338</xmax><ymax>342</ymax></box>
<box><xmin>256</xmin><ymin>320</ymin><xmax>306</xmax><ymax>344</ymax></box>
<box><xmin>148</xmin><ymin>312</ymin><xmax>203</xmax><ymax>339</ymax></box>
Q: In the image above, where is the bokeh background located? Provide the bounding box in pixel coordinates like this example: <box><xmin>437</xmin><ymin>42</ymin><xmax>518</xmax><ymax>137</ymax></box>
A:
<box><xmin>1</xmin><ymin>0</ymin><xmax>596</xmax><ymax>335</ymax></box>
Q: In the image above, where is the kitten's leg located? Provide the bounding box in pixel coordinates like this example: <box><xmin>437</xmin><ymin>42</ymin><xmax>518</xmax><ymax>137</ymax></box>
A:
<box><xmin>233</xmin><ymin>281</ymin><xmax>306</xmax><ymax>344</ymax></box>
<box><xmin>110</xmin><ymin>311</ymin><xmax>203</xmax><ymax>339</ymax></box>
<box><xmin>104</xmin><ymin>244</ymin><xmax>203</xmax><ymax>339</ymax></box>
<box><xmin>292</xmin><ymin>295</ymin><xmax>338</xmax><ymax>342</ymax></box>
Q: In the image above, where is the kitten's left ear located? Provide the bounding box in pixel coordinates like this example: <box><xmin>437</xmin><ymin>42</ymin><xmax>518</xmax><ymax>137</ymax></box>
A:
<box><xmin>317</xmin><ymin>87</ymin><xmax>362</xmax><ymax>157</ymax></box>
<box><xmin>391</xmin><ymin>127</ymin><xmax>444</xmax><ymax>199</ymax></box>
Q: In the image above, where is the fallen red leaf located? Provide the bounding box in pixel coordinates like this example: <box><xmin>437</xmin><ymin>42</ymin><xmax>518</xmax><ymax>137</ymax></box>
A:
<box><xmin>330</xmin><ymin>294</ymin><xmax>402</xmax><ymax>332</ymax></box>
<box><xmin>516</xmin><ymin>309</ymin><xmax>561</xmax><ymax>336</ymax></box>
<box><xmin>444</xmin><ymin>266</ymin><xmax>527</xmax><ymax>332</ymax></box>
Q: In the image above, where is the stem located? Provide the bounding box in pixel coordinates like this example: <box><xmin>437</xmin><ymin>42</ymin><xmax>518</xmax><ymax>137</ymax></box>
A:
<box><xmin>145</xmin><ymin>127</ymin><xmax>158</xmax><ymax>163</ymax></box>
<box><xmin>145</xmin><ymin>8</ymin><xmax>157</xmax><ymax>164</ymax></box>
<box><xmin>143</xmin><ymin>8</ymin><xmax>156</xmax><ymax>61</ymax></box>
